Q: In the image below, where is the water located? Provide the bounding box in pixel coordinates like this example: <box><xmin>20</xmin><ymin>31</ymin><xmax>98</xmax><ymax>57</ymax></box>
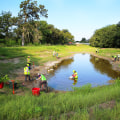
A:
<box><xmin>47</xmin><ymin>53</ymin><xmax>120</xmax><ymax>91</ymax></box>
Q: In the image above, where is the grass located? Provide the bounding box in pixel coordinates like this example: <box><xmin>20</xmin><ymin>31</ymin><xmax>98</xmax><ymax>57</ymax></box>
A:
<box><xmin>0</xmin><ymin>44</ymin><xmax>120</xmax><ymax>119</ymax></box>
<box><xmin>0</xmin><ymin>44</ymin><xmax>95</xmax><ymax>75</ymax></box>
<box><xmin>1</xmin><ymin>81</ymin><xmax>120</xmax><ymax>120</ymax></box>
<box><xmin>98</xmin><ymin>48</ymin><xmax>120</xmax><ymax>58</ymax></box>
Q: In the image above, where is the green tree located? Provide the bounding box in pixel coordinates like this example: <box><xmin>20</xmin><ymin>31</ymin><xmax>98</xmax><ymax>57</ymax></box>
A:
<box><xmin>18</xmin><ymin>0</ymin><xmax>48</xmax><ymax>46</ymax></box>
<box><xmin>80</xmin><ymin>37</ymin><xmax>87</xmax><ymax>43</ymax></box>
<box><xmin>62</xmin><ymin>29</ymin><xmax>74</xmax><ymax>44</ymax></box>
<box><xmin>0</xmin><ymin>11</ymin><xmax>12</xmax><ymax>40</ymax></box>
<box><xmin>89</xmin><ymin>24</ymin><xmax>120</xmax><ymax>48</ymax></box>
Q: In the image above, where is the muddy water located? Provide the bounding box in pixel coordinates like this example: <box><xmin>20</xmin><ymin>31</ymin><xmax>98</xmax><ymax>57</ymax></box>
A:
<box><xmin>47</xmin><ymin>54</ymin><xmax>120</xmax><ymax>91</ymax></box>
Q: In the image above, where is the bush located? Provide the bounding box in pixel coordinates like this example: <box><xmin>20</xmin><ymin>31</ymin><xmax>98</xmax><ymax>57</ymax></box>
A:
<box><xmin>0</xmin><ymin>74</ymin><xmax>10</xmax><ymax>83</ymax></box>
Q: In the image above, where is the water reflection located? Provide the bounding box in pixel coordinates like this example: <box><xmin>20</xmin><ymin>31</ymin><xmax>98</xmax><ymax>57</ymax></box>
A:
<box><xmin>73</xmin><ymin>79</ymin><xmax>78</xmax><ymax>85</ymax></box>
<box><xmin>47</xmin><ymin>54</ymin><xmax>120</xmax><ymax>91</ymax></box>
<box><xmin>57</xmin><ymin>58</ymin><xmax>74</xmax><ymax>68</ymax></box>
<box><xmin>90</xmin><ymin>55</ymin><xmax>120</xmax><ymax>79</ymax></box>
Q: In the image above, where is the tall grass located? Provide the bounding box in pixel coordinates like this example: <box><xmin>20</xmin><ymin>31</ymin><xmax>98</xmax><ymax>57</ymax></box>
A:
<box><xmin>1</xmin><ymin>81</ymin><xmax>120</xmax><ymax>120</ymax></box>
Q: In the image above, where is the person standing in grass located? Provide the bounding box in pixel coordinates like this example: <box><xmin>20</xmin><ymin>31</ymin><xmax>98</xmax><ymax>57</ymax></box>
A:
<box><xmin>96</xmin><ymin>48</ymin><xmax>99</xmax><ymax>53</ymax></box>
<box><xmin>27</xmin><ymin>56</ymin><xmax>31</xmax><ymax>69</ymax></box>
<box><xmin>24</xmin><ymin>64</ymin><xmax>30</xmax><ymax>82</ymax></box>
<box><xmin>114</xmin><ymin>55</ymin><xmax>117</xmax><ymax>62</ymax></box>
<box><xmin>56</xmin><ymin>52</ymin><xmax>58</xmax><ymax>59</ymax></box>
<box><xmin>117</xmin><ymin>54</ymin><xmax>120</xmax><ymax>61</ymax></box>
<box><xmin>53</xmin><ymin>50</ymin><xmax>56</xmax><ymax>57</ymax></box>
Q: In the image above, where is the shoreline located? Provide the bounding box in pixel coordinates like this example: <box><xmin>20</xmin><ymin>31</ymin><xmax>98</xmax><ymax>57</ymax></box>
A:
<box><xmin>90</xmin><ymin>53</ymin><xmax>120</xmax><ymax>72</ymax></box>
<box><xmin>13</xmin><ymin>52</ymin><xmax>120</xmax><ymax>94</ymax></box>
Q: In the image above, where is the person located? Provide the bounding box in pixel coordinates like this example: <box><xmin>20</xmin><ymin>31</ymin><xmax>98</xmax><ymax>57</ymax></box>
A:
<box><xmin>37</xmin><ymin>73</ymin><xmax>47</xmax><ymax>88</ymax></box>
<box><xmin>24</xmin><ymin>64</ymin><xmax>30</xmax><ymax>82</ymax></box>
<box><xmin>72</xmin><ymin>70</ymin><xmax>78</xmax><ymax>79</ymax></box>
<box><xmin>114</xmin><ymin>55</ymin><xmax>117</xmax><ymax>62</ymax></box>
<box><xmin>36</xmin><ymin>73</ymin><xmax>41</xmax><ymax>80</ymax></box>
<box><xmin>117</xmin><ymin>54</ymin><xmax>120</xmax><ymax>61</ymax></box>
<box><xmin>27</xmin><ymin>63</ymin><xmax>30</xmax><ymax>70</ymax></box>
<box><xmin>53</xmin><ymin>50</ymin><xmax>56</xmax><ymax>57</ymax></box>
<box><xmin>55</xmin><ymin>52</ymin><xmax>58</xmax><ymax>59</ymax></box>
<box><xmin>96</xmin><ymin>48</ymin><xmax>99</xmax><ymax>53</ymax></box>
<box><xmin>27</xmin><ymin>56</ymin><xmax>31</xmax><ymax>69</ymax></box>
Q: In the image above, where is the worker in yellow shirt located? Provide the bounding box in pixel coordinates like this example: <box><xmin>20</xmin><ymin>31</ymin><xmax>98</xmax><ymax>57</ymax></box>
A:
<box><xmin>24</xmin><ymin>64</ymin><xmax>30</xmax><ymax>81</ymax></box>
<box><xmin>27</xmin><ymin>56</ymin><xmax>31</xmax><ymax>69</ymax></box>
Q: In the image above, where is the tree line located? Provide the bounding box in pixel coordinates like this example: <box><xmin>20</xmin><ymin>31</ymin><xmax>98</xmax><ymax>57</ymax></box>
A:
<box><xmin>0</xmin><ymin>0</ymin><xmax>74</xmax><ymax>46</ymax></box>
<box><xmin>89</xmin><ymin>22</ymin><xmax>120</xmax><ymax>48</ymax></box>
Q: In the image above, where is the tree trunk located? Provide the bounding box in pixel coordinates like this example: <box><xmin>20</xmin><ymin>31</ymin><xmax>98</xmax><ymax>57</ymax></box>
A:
<box><xmin>22</xmin><ymin>26</ymin><xmax>25</xmax><ymax>46</ymax></box>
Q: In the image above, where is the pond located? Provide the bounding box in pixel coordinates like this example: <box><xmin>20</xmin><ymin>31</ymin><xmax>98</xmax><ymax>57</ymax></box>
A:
<box><xmin>47</xmin><ymin>53</ymin><xmax>120</xmax><ymax>91</ymax></box>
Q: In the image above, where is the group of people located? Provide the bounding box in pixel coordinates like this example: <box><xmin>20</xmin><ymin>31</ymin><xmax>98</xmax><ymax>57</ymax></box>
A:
<box><xmin>24</xmin><ymin>55</ymin><xmax>79</xmax><ymax>89</ymax></box>
<box><xmin>24</xmin><ymin>56</ymin><xmax>47</xmax><ymax>88</ymax></box>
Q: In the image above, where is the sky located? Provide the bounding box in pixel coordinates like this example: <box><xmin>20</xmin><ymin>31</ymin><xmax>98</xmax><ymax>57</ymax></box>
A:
<box><xmin>0</xmin><ymin>0</ymin><xmax>120</xmax><ymax>41</ymax></box>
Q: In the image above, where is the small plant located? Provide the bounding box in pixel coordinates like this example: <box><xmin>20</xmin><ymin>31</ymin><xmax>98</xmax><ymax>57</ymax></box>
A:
<box><xmin>0</xmin><ymin>73</ymin><xmax>10</xmax><ymax>83</ymax></box>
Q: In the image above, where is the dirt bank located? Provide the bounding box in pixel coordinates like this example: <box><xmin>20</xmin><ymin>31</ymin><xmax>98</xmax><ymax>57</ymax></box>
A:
<box><xmin>91</xmin><ymin>53</ymin><xmax>120</xmax><ymax>72</ymax></box>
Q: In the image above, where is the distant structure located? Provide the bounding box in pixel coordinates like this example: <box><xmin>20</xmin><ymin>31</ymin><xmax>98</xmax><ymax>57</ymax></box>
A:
<box><xmin>75</xmin><ymin>41</ymin><xmax>80</xmax><ymax>45</ymax></box>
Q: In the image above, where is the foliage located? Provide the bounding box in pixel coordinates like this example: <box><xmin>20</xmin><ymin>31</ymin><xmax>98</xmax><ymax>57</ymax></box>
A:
<box><xmin>18</xmin><ymin>0</ymin><xmax>48</xmax><ymax>46</ymax></box>
<box><xmin>0</xmin><ymin>11</ymin><xmax>12</xmax><ymax>40</ymax></box>
<box><xmin>80</xmin><ymin>37</ymin><xmax>89</xmax><ymax>43</ymax></box>
<box><xmin>0</xmin><ymin>74</ymin><xmax>10</xmax><ymax>82</ymax></box>
<box><xmin>0</xmin><ymin>0</ymin><xmax>75</xmax><ymax>46</ymax></box>
<box><xmin>89</xmin><ymin>24</ymin><xmax>120</xmax><ymax>48</ymax></box>
<box><xmin>39</xmin><ymin>21</ymin><xmax>74</xmax><ymax>44</ymax></box>
<box><xmin>1</xmin><ymin>80</ymin><xmax>120</xmax><ymax>120</ymax></box>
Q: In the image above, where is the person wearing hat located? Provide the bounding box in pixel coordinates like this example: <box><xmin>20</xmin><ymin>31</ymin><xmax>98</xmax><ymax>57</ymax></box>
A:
<box><xmin>37</xmin><ymin>73</ymin><xmax>47</xmax><ymax>88</ymax></box>
<box><xmin>27</xmin><ymin>56</ymin><xmax>31</xmax><ymax>69</ymax></box>
<box><xmin>24</xmin><ymin>64</ymin><xmax>30</xmax><ymax>81</ymax></box>
<box><xmin>72</xmin><ymin>70</ymin><xmax>78</xmax><ymax>79</ymax></box>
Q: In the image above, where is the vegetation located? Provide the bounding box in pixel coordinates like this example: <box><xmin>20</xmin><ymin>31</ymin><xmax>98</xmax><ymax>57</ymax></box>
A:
<box><xmin>0</xmin><ymin>74</ymin><xmax>9</xmax><ymax>83</ymax></box>
<box><xmin>0</xmin><ymin>44</ymin><xmax>120</xmax><ymax>119</ymax></box>
<box><xmin>80</xmin><ymin>37</ymin><xmax>89</xmax><ymax>43</ymax></box>
<box><xmin>89</xmin><ymin>23</ymin><xmax>120</xmax><ymax>48</ymax></box>
<box><xmin>0</xmin><ymin>0</ymin><xmax>74</xmax><ymax>46</ymax></box>
<box><xmin>1</xmin><ymin>80</ymin><xmax>120</xmax><ymax>120</ymax></box>
<box><xmin>0</xmin><ymin>45</ymin><xmax>94</xmax><ymax>75</ymax></box>
<box><xmin>0</xmin><ymin>1</ymin><xmax>120</xmax><ymax>119</ymax></box>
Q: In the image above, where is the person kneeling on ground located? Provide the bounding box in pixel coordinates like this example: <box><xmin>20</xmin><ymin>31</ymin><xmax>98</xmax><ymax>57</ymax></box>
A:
<box><xmin>37</xmin><ymin>73</ymin><xmax>47</xmax><ymax>88</ymax></box>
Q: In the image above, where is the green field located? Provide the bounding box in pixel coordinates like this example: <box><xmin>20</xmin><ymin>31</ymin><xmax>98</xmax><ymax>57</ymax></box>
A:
<box><xmin>0</xmin><ymin>45</ymin><xmax>95</xmax><ymax>75</ymax></box>
<box><xmin>0</xmin><ymin>45</ymin><xmax>120</xmax><ymax>120</ymax></box>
